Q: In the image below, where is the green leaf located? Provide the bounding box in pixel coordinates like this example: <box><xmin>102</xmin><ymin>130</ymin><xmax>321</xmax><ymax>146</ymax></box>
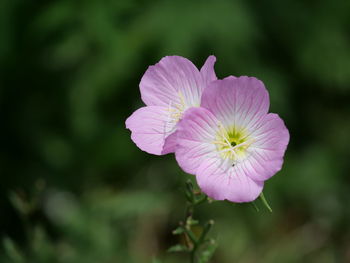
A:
<box><xmin>172</xmin><ymin>226</ymin><xmax>185</xmax><ymax>235</ymax></box>
<box><xmin>259</xmin><ymin>192</ymin><xmax>273</xmax><ymax>212</ymax></box>
<box><xmin>198</xmin><ymin>240</ymin><xmax>218</xmax><ymax>263</ymax></box>
<box><xmin>198</xmin><ymin>220</ymin><xmax>214</xmax><ymax>244</ymax></box>
<box><xmin>186</xmin><ymin>180</ymin><xmax>194</xmax><ymax>193</ymax></box>
<box><xmin>183</xmin><ymin>227</ymin><xmax>198</xmax><ymax>245</ymax></box>
<box><xmin>185</xmin><ymin>191</ymin><xmax>193</xmax><ymax>202</ymax></box>
<box><xmin>194</xmin><ymin>195</ymin><xmax>208</xmax><ymax>205</ymax></box>
<box><xmin>167</xmin><ymin>244</ymin><xmax>189</xmax><ymax>252</ymax></box>
<box><xmin>185</xmin><ymin>180</ymin><xmax>194</xmax><ymax>202</ymax></box>
<box><xmin>187</xmin><ymin>218</ymin><xmax>199</xmax><ymax>226</ymax></box>
<box><xmin>250</xmin><ymin>201</ymin><xmax>260</xmax><ymax>212</ymax></box>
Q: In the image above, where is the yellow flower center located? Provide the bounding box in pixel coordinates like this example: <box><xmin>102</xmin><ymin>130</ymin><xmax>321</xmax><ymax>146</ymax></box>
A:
<box><xmin>213</xmin><ymin>124</ymin><xmax>253</xmax><ymax>164</ymax></box>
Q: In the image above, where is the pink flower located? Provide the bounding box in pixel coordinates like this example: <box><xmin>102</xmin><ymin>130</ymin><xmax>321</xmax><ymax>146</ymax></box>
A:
<box><xmin>175</xmin><ymin>76</ymin><xmax>290</xmax><ymax>202</ymax></box>
<box><xmin>126</xmin><ymin>55</ymin><xmax>217</xmax><ymax>155</ymax></box>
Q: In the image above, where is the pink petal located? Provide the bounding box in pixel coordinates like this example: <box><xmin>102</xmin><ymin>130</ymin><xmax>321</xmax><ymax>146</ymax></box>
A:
<box><xmin>162</xmin><ymin>131</ymin><xmax>178</xmax><ymax>155</ymax></box>
<box><xmin>241</xmin><ymin>113</ymin><xmax>290</xmax><ymax>181</ymax></box>
<box><xmin>140</xmin><ymin>56</ymin><xmax>205</xmax><ymax>108</ymax></box>
<box><xmin>200</xmin><ymin>55</ymin><xmax>217</xmax><ymax>86</ymax></box>
<box><xmin>201</xmin><ymin>76</ymin><xmax>269</xmax><ymax>131</ymax></box>
<box><xmin>125</xmin><ymin>106</ymin><xmax>177</xmax><ymax>155</ymax></box>
<box><xmin>175</xmin><ymin>107</ymin><xmax>219</xmax><ymax>174</ymax></box>
<box><xmin>196</xmin><ymin>158</ymin><xmax>264</xmax><ymax>203</ymax></box>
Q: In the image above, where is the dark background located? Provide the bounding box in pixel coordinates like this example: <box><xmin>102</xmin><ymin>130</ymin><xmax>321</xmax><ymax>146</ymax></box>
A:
<box><xmin>1</xmin><ymin>0</ymin><xmax>350</xmax><ymax>262</ymax></box>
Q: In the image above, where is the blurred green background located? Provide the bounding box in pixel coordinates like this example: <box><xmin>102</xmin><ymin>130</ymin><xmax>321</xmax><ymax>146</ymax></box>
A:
<box><xmin>1</xmin><ymin>0</ymin><xmax>350</xmax><ymax>262</ymax></box>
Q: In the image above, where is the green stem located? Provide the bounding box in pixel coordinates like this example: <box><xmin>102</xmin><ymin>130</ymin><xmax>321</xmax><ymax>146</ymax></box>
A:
<box><xmin>176</xmin><ymin>180</ymin><xmax>215</xmax><ymax>263</ymax></box>
<box><xmin>183</xmin><ymin>226</ymin><xmax>197</xmax><ymax>245</ymax></box>
<box><xmin>198</xmin><ymin>220</ymin><xmax>214</xmax><ymax>244</ymax></box>
<box><xmin>190</xmin><ymin>220</ymin><xmax>214</xmax><ymax>263</ymax></box>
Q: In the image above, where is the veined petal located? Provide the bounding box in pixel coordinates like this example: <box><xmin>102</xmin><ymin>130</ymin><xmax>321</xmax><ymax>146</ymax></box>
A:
<box><xmin>175</xmin><ymin>107</ymin><xmax>219</xmax><ymax>174</ymax></box>
<box><xmin>162</xmin><ymin>131</ymin><xmax>178</xmax><ymax>155</ymax></box>
<box><xmin>201</xmin><ymin>76</ymin><xmax>269</xmax><ymax>131</ymax></box>
<box><xmin>125</xmin><ymin>106</ymin><xmax>177</xmax><ymax>155</ymax></box>
<box><xmin>196</xmin><ymin>159</ymin><xmax>264</xmax><ymax>203</ymax></box>
<box><xmin>175</xmin><ymin>106</ymin><xmax>264</xmax><ymax>202</ymax></box>
<box><xmin>242</xmin><ymin>113</ymin><xmax>290</xmax><ymax>181</ymax></box>
<box><xmin>140</xmin><ymin>56</ymin><xmax>205</xmax><ymax>108</ymax></box>
<box><xmin>200</xmin><ymin>55</ymin><xmax>217</xmax><ymax>86</ymax></box>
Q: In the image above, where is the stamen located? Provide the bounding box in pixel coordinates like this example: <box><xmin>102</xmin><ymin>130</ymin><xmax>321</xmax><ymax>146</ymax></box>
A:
<box><xmin>219</xmin><ymin>148</ymin><xmax>235</xmax><ymax>154</ymax></box>
<box><xmin>230</xmin><ymin>139</ymin><xmax>254</xmax><ymax>150</ymax></box>
<box><xmin>162</xmin><ymin>92</ymin><xmax>188</xmax><ymax>139</ymax></box>
<box><xmin>212</xmin><ymin>140</ymin><xmax>228</xmax><ymax>146</ymax></box>
<box><xmin>178</xmin><ymin>91</ymin><xmax>186</xmax><ymax>106</ymax></box>
<box><xmin>214</xmin><ymin>123</ymin><xmax>254</xmax><ymax>163</ymax></box>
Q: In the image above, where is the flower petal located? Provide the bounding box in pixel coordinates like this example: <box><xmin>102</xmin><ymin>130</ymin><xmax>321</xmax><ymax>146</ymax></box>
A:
<box><xmin>196</xmin><ymin>158</ymin><xmax>264</xmax><ymax>203</ymax></box>
<box><xmin>125</xmin><ymin>106</ymin><xmax>177</xmax><ymax>155</ymax></box>
<box><xmin>201</xmin><ymin>76</ymin><xmax>269</xmax><ymax>131</ymax></box>
<box><xmin>175</xmin><ymin>107</ymin><xmax>219</xmax><ymax>174</ymax></box>
<box><xmin>140</xmin><ymin>56</ymin><xmax>205</xmax><ymax>108</ymax></box>
<box><xmin>200</xmin><ymin>55</ymin><xmax>217</xmax><ymax>86</ymax></box>
<box><xmin>162</xmin><ymin>131</ymin><xmax>178</xmax><ymax>155</ymax></box>
<box><xmin>241</xmin><ymin>113</ymin><xmax>290</xmax><ymax>181</ymax></box>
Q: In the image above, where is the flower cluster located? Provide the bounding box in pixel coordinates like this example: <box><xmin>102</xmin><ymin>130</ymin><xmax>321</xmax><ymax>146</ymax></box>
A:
<box><xmin>126</xmin><ymin>56</ymin><xmax>289</xmax><ymax>203</ymax></box>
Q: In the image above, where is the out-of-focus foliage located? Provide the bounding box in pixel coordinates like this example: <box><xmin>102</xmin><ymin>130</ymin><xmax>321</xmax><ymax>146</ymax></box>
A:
<box><xmin>1</xmin><ymin>0</ymin><xmax>350</xmax><ymax>262</ymax></box>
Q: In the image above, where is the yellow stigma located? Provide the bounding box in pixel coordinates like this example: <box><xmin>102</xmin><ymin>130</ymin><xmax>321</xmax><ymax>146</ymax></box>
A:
<box><xmin>213</xmin><ymin>124</ymin><xmax>253</xmax><ymax>164</ymax></box>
